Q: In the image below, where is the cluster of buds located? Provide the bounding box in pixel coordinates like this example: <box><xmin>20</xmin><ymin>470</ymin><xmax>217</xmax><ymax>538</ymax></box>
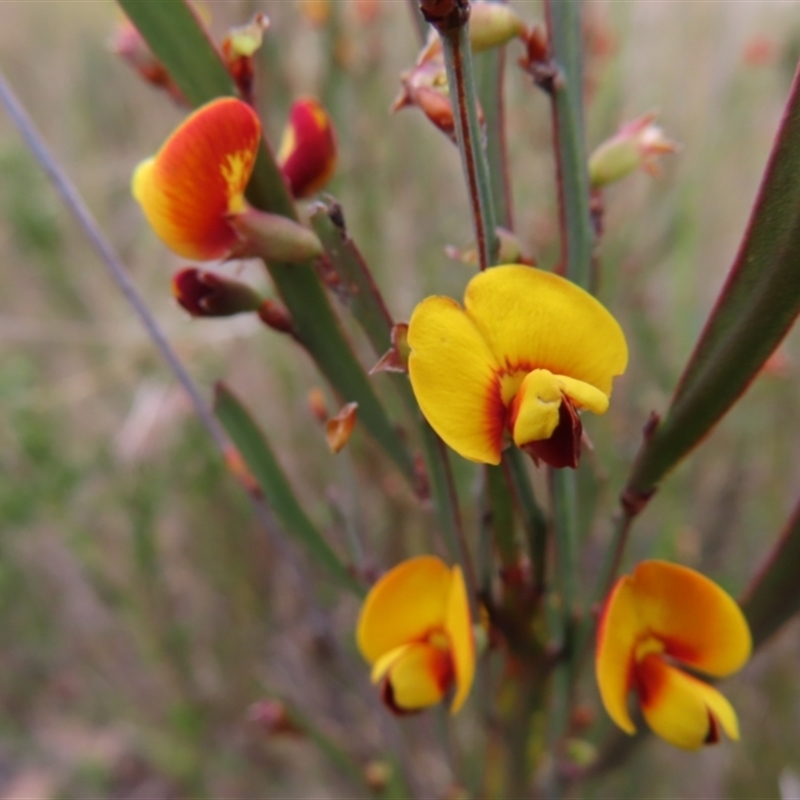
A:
<box><xmin>394</xmin><ymin>1</ymin><xmax>528</xmax><ymax>140</ymax></box>
<box><xmin>112</xmin><ymin>6</ymin><xmax>269</xmax><ymax>105</ymax></box>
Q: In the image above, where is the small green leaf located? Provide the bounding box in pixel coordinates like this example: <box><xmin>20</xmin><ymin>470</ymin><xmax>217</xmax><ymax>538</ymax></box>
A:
<box><xmin>626</xmin><ymin>67</ymin><xmax>800</xmax><ymax>497</ymax></box>
<box><xmin>118</xmin><ymin>0</ymin><xmax>417</xmax><ymax>485</ymax></box>
<box><xmin>741</xmin><ymin>501</ymin><xmax>800</xmax><ymax>650</ymax></box>
<box><xmin>214</xmin><ymin>382</ymin><xmax>362</xmax><ymax>596</ymax></box>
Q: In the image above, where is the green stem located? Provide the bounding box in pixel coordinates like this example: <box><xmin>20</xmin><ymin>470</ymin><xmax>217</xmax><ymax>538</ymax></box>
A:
<box><xmin>485</xmin><ymin>464</ymin><xmax>518</xmax><ymax>569</ymax></box>
<box><xmin>424</xmin><ymin>424</ymin><xmax>479</xmax><ymax>615</ymax></box>
<box><xmin>544</xmin><ymin>0</ymin><xmax>593</xmax><ymax>289</ymax></box>
<box><xmin>440</xmin><ymin>19</ymin><xmax>500</xmax><ymax>269</ymax></box>
<box><xmin>503</xmin><ymin>450</ymin><xmax>548</xmax><ymax>596</ymax></box>
<box><xmin>475</xmin><ymin>45</ymin><xmax>513</xmax><ymax>230</ymax></box>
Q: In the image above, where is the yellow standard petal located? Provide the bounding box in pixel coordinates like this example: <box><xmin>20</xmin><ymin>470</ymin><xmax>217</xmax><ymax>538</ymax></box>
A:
<box><xmin>464</xmin><ymin>265</ymin><xmax>628</xmax><ymax>397</ymax></box>
<box><xmin>637</xmin><ymin>654</ymin><xmax>740</xmax><ymax>750</ymax></box>
<box><xmin>444</xmin><ymin>565</ymin><xmax>475</xmax><ymax>713</ymax></box>
<box><xmin>357</xmin><ymin>556</ymin><xmax>450</xmax><ymax>664</ymax></box>
<box><xmin>630</xmin><ymin>561</ymin><xmax>752</xmax><ymax>678</ymax></box>
<box><xmin>596</xmin><ymin>575</ymin><xmax>641</xmax><ymax>735</ymax></box>
<box><xmin>408</xmin><ymin>296</ymin><xmax>505</xmax><ymax>464</ymax></box>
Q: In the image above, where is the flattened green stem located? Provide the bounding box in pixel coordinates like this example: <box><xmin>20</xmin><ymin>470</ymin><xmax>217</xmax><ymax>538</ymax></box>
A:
<box><xmin>216</xmin><ymin>384</ymin><xmax>363</xmax><ymax>596</ymax></box>
<box><xmin>424</xmin><ymin>423</ymin><xmax>479</xmax><ymax>615</ymax></box>
<box><xmin>544</xmin><ymin>0</ymin><xmax>593</xmax><ymax>289</ymax></box>
<box><xmin>485</xmin><ymin>464</ymin><xmax>518</xmax><ymax>569</ymax></box>
<box><xmin>503</xmin><ymin>450</ymin><xmax>548</xmax><ymax>595</ymax></box>
<box><xmin>475</xmin><ymin>45</ymin><xmax>513</xmax><ymax>229</ymax></box>
<box><xmin>625</xmin><ymin>63</ymin><xmax>800</xmax><ymax>498</ymax></box>
<box><xmin>440</xmin><ymin>20</ymin><xmax>500</xmax><ymax>270</ymax></box>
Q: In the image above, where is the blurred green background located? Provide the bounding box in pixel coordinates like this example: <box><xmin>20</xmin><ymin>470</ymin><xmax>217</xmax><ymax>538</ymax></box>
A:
<box><xmin>1</xmin><ymin>1</ymin><xmax>800</xmax><ymax>797</ymax></box>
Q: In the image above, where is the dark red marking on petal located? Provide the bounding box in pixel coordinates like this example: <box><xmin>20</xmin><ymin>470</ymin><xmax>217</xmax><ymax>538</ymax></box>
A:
<box><xmin>704</xmin><ymin>710</ymin><xmax>721</xmax><ymax>745</ymax></box>
<box><xmin>521</xmin><ymin>394</ymin><xmax>582</xmax><ymax>469</ymax></box>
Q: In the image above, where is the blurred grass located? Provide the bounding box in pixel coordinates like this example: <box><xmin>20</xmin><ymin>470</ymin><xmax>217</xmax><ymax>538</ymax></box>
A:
<box><xmin>0</xmin><ymin>0</ymin><xmax>799</xmax><ymax>797</ymax></box>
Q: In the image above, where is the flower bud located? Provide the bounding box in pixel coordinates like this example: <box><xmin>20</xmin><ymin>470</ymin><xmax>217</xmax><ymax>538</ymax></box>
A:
<box><xmin>588</xmin><ymin>112</ymin><xmax>679</xmax><ymax>188</ymax></box>
<box><xmin>223</xmin><ymin>443</ymin><xmax>261</xmax><ymax>496</ymax></box>
<box><xmin>468</xmin><ymin>1</ymin><xmax>527</xmax><ymax>52</ymax></box>
<box><xmin>172</xmin><ymin>268</ymin><xmax>262</xmax><ymax>317</ymax></box>
<box><xmin>363</xmin><ymin>761</ymin><xmax>393</xmax><ymax>793</ymax></box>
<box><xmin>257</xmin><ymin>299</ymin><xmax>295</xmax><ymax>336</ymax></box>
<box><xmin>229</xmin><ymin>207</ymin><xmax>324</xmax><ymax>263</ymax></box>
<box><xmin>394</xmin><ymin>47</ymin><xmax>485</xmax><ymax>143</ymax></box>
<box><xmin>298</xmin><ymin>0</ymin><xmax>330</xmax><ymax>27</ymax></box>
<box><xmin>221</xmin><ymin>13</ymin><xmax>270</xmax><ymax>104</ymax></box>
<box><xmin>307</xmin><ymin>388</ymin><xmax>330</xmax><ymax>423</ymax></box>
<box><xmin>247</xmin><ymin>699</ymin><xmax>303</xmax><ymax>737</ymax></box>
<box><xmin>325</xmin><ymin>402</ymin><xmax>358</xmax><ymax>454</ymax></box>
<box><xmin>277</xmin><ymin>98</ymin><xmax>338</xmax><ymax>199</ymax></box>
<box><xmin>110</xmin><ymin>17</ymin><xmax>185</xmax><ymax>104</ymax></box>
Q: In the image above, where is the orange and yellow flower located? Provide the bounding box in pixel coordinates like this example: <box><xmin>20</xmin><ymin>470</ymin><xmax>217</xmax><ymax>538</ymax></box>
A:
<box><xmin>596</xmin><ymin>560</ymin><xmax>751</xmax><ymax>750</ymax></box>
<box><xmin>357</xmin><ymin>556</ymin><xmax>475</xmax><ymax>714</ymax></box>
<box><xmin>407</xmin><ymin>265</ymin><xmax>628</xmax><ymax>468</ymax></box>
<box><xmin>132</xmin><ymin>97</ymin><xmax>262</xmax><ymax>261</ymax></box>
<box><xmin>277</xmin><ymin>98</ymin><xmax>337</xmax><ymax>199</ymax></box>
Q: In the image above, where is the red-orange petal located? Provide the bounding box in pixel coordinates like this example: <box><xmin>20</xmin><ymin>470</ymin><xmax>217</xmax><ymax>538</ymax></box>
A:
<box><xmin>277</xmin><ymin>98</ymin><xmax>337</xmax><ymax>199</ymax></box>
<box><xmin>629</xmin><ymin>561</ymin><xmax>752</xmax><ymax>677</ymax></box>
<box><xmin>133</xmin><ymin>97</ymin><xmax>262</xmax><ymax>261</ymax></box>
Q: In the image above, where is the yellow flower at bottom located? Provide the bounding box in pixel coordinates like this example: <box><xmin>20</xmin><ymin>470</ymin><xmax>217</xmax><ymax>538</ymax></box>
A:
<box><xmin>132</xmin><ymin>97</ymin><xmax>262</xmax><ymax>261</ymax></box>
<box><xmin>596</xmin><ymin>560</ymin><xmax>752</xmax><ymax>750</ymax></box>
<box><xmin>407</xmin><ymin>266</ymin><xmax>628</xmax><ymax>468</ymax></box>
<box><xmin>357</xmin><ymin>556</ymin><xmax>475</xmax><ymax>714</ymax></box>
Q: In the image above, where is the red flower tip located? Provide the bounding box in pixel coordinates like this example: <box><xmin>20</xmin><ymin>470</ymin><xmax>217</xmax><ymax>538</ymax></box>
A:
<box><xmin>277</xmin><ymin>98</ymin><xmax>338</xmax><ymax>199</ymax></box>
<box><xmin>172</xmin><ymin>268</ymin><xmax>262</xmax><ymax>317</ymax></box>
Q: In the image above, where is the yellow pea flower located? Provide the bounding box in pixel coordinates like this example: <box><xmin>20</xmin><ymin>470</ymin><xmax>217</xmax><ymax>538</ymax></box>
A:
<box><xmin>407</xmin><ymin>265</ymin><xmax>628</xmax><ymax>468</ymax></box>
<box><xmin>357</xmin><ymin>556</ymin><xmax>475</xmax><ymax>714</ymax></box>
<box><xmin>596</xmin><ymin>560</ymin><xmax>752</xmax><ymax>750</ymax></box>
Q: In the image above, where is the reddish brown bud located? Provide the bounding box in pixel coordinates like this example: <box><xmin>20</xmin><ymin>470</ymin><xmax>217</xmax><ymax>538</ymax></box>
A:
<box><xmin>307</xmin><ymin>388</ymin><xmax>330</xmax><ymax>423</ymax></box>
<box><xmin>419</xmin><ymin>0</ymin><xmax>469</xmax><ymax>32</ymax></box>
<box><xmin>325</xmin><ymin>402</ymin><xmax>358</xmax><ymax>454</ymax></box>
<box><xmin>370</xmin><ymin>323</ymin><xmax>410</xmax><ymax>375</ymax></box>
<box><xmin>394</xmin><ymin>48</ymin><xmax>484</xmax><ymax>142</ymax></box>
<box><xmin>298</xmin><ymin>0</ymin><xmax>331</xmax><ymax>26</ymax></box>
<box><xmin>172</xmin><ymin>268</ymin><xmax>262</xmax><ymax>317</ymax></box>
<box><xmin>110</xmin><ymin>18</ymin><xmax>185</xmax><ymax>104</ymax></box>
<box><xmin>247</xmin><ymin>699</ymin><xmax>303</xmax><ymax>737</ymax></box>
<box><xmin>223</xmin><ymin>444</ymin><xmax>261</xmax><ymax>496</ymax></box>
<box><xmin>363</xmin><ymin>761</ymin><xmax>393</xmax><ymax>793</ymax></box>
<box><xmin>257</xmin><ymin>299</ymin><xmax>295</xmax><ymax>335</ymax></box>
<box><xmin>221</xmin><ymin>13</ymin><xmax>270</xmax><ymax>104</ymax></box>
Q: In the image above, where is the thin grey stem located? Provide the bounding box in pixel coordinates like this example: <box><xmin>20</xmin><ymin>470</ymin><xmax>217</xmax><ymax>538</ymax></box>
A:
<box><xmin>0</xmin><ymin>69</ymin><xmax>334</xmax><ymax>646</ymax></box>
